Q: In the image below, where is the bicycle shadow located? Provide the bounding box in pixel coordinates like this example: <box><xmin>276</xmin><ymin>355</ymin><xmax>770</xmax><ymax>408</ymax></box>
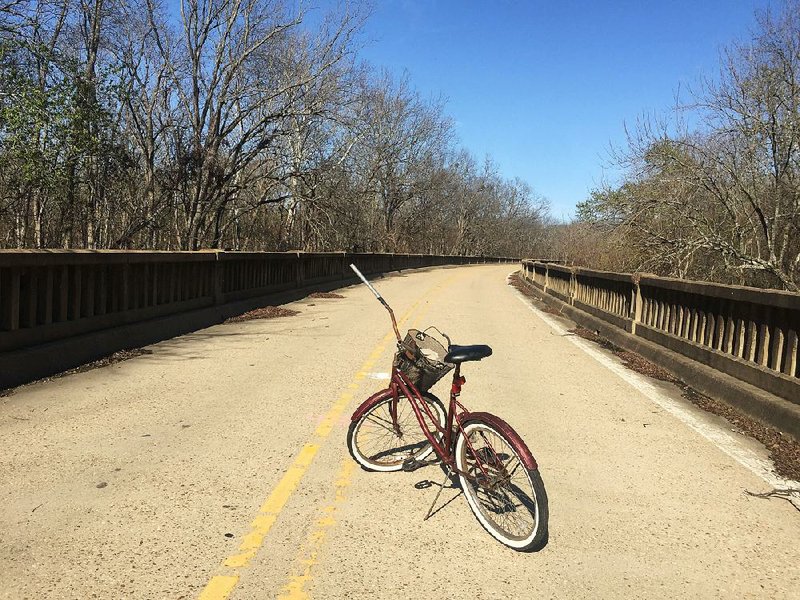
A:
<box><xmin>413</xmin><ymin>466</ymin><xmax>462</xmax><ymax>520</ymax></box>
<box><xmin>414</xmin><ymin>464</ymin><xmax>550</xmax><ymax>552</ymax></box>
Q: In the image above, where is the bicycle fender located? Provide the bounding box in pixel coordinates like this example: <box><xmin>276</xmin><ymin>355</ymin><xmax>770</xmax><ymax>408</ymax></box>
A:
<box><xmin>458</xmin><ymin>411</ymin><xmax>538</xmax><ymax>471</ymax></box>
<box><xmin>350</xmin><ymin>388</ymin><xmax>394</xmax><ymax>422</ymax></box>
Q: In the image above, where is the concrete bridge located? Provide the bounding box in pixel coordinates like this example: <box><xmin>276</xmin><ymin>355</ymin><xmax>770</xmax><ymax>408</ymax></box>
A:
<box><xmin>1</xmin><ymin>262</ymin><xmax>799</xmax><ymax>598</ymax></box>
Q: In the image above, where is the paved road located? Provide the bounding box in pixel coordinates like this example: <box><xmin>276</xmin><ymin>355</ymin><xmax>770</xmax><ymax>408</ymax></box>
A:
<box><xmin>1</xmin><ymin>265</ymin><xmax>798</xmax><ymax>599</ymax></box>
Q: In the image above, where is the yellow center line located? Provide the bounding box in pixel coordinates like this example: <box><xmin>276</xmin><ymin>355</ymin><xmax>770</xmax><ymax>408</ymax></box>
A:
<box><xmin>270</xmin><ymin>269</ymin><xmax>473</xmax><ymax>599</ymax></box>
<box><xmin>197</xmin><ymin>271</ymin><xmax>464</xmax><ymax>600</ymax></box>
<box><xmin>277</xmin><ymin>460</ymin><xmax>355</xmax><ymax>600</ymax></box>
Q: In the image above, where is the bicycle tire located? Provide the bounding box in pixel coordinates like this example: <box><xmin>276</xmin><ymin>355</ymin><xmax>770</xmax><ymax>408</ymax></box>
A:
<box><xmin>347</xmin><ymin>392</ymin><xmax>446</xmax><ymax>472</ymax></box>
<box><xmin>455</xmin><ymin>417</ymin><xmax>548</xmax><ymax>551</ymax></box>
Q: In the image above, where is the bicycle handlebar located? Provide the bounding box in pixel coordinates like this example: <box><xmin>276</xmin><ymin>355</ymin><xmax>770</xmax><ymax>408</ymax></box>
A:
<box><xmin>350</xmin><ymin>263</ymin><xmax>402</xmax><ymax>342</ymax></box>
<box><xmin>350</xmin><ymin>264</ymin><xmax>382</xmax><ymax>300</ymax></box>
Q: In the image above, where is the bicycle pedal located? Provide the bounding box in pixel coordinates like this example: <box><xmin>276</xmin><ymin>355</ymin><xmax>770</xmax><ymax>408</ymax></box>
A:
<box><xmin>402</xmin><ymin>458</ymin><xmax>423</xmax><ymax>472</ymax></box>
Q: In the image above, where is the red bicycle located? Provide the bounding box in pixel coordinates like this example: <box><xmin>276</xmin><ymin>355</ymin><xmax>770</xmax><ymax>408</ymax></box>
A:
<box><xmin>346</xmin><ymin>265</ymin><xmax>549</xmax><ymax>551</ymax></box>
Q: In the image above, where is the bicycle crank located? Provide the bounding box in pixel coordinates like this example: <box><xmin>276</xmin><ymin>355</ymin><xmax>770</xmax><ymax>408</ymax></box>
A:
<box><xmin>402</xmin><ymin>457</ymin><xmax>424</xmax><ymax>472</ymax></box>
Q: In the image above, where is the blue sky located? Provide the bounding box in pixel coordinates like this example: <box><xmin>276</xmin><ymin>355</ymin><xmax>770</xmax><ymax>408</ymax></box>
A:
<box><xmin>339</xmin><ymin>0</ymin><xmax>775</xmax><ymax>219</ymax></box>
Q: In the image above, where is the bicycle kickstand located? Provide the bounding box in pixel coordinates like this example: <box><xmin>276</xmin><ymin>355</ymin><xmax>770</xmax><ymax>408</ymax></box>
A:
<box><xmin>423</xmin><ymin>465</ymin><xmax>453</xmax><ymax>521</ymax></box>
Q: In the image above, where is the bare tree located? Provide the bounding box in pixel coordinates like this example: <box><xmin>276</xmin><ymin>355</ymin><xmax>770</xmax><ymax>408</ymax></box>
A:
<box><xmin>0</xmin><ymin>0</ymin><xmax>550</xmax><ymax>257</ymax></box>
<box><xmin>145</xmin><ymin>0</ymin><xmax>362</xmax><ymax>249</ymax></box>
<box><xmin>581</xmin><ymin>2</ymin><xmax>800</xmax><ymax>290</ymax></box>
<box><xmin>347</xmin><ymin>71</ymin><xmax>452</xmax><ymax>251</ymax></box>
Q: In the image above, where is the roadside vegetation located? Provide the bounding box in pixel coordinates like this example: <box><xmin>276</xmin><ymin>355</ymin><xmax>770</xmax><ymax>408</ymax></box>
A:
<box><xmin>0</xmin><ymin>0</ymin><xmax>547</xmax><ymax>257</ymax></box>
<box><xmin>2</xmin><ymin>1</ymin><xmax>799</xmax><ymax>291</ymax></box>
<box><xmin>554</xmin><ymin>2</ymin><xmax>800</xmax><ymax>291</ymax></box>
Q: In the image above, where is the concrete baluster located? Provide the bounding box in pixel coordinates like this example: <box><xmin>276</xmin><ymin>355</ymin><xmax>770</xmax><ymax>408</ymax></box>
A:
<box><xmin>696</xmin><ymin>306</ymin><xmax>707</xmax><ymax>345</ymax></box>
<box><xmin>740</xmin><ymin>305</ymin><xmax>752</xmax><ymax>356</ymax></box>
<box><xmin>784</xmin><ymin>328</ymin><xmax>798</xmax><ymax>376</ymax></box>
<box><xmin>657</xmin><ymin>295</ymin><xmax>666</xmax><ymax>331</ymax></box>
<box><xmin>667</xmin><ymin>292</ymin><xmax>677</xmax><ymax>335</ymax></box>
<box><xmin>58</xmin><ymin>266</ymin><xmax>70</xmax><ymax>320</ymax></box>
<box><xmin>719</xmin><ymin>301</ymin><xmax>731</xmax><ymax>351</ymax></box>
<box><xmin>723</xmin><ymin>303</ymin><xmax>736</xmax><ymax>355</ymax></box>
<box><xmin>71</xmin><ymin>266</ymin><xmax>82</xmax><ymax>320</ymax></box>
<box><xmin>3</xmin><ymin>268</ymin><xmax>20</xmax><ymax>331</ymax></box>
<box><xmin>689</xmin><ymin>305</ymin><xmax>699</xmax><ymax>343</ymax></box>
<box><xmin>126</xmin><ymin>262</ymin><xmax>134</xmax><ymax>308</ymax></box>
<box><xmin>213</xmin><ymin>254</ymin><xmax>224</xmax><ymax>305</ymax></box>
<box><xmin>24</xmin><ymin>268</ymin><xmax>38</xmax><ymax>328</ymax></box>
<box><xmin>770</xmin><ymin>320</ymin><xmax>785</xmax><ymax>372</ymax></box>
<box><xmin>677</xmin><ymin>299</ymin><xmax>687</xmax><ymax>338</ymax></box>
<box><xmin>43</xmin><ymin>267</ymin><xmax>54</xmax><ymax>324</ymax></box>
<box><xmin>703</xmin><ymin>306</ymin><xmax>715</xmax><ymax>348</ymax></box>
<box><xmin>569</xmin><ymin>267</ymin><xmax>576</xmax><ymax>304</ymax></box>
<box><xmin>97</xmin><ymin>266</ymin><xmax>107</xmax><ymax>316</ymax></box>
<box><xmin>756</xmin><ymin>310</ymin><xmax>771</xmax><ymax>366</ymax></box>
<box><xmin>632</xmin><ymin>276</ymin><xmax>642</xmax><ymax>335</ymax></box>
<box><xmin>734</xmin><ymin>308</ymin><xmax>746</xmax><ymax>358</ymax></box>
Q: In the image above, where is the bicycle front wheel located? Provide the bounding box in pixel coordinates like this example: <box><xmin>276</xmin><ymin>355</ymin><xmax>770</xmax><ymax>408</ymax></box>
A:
<box><xmin>347</xmin><ymin>392</ymin><xmax>446</xmax><ymax>472</ymax></box>
<box><xmin>455</xmin><ymin>418</ymin><xmax>548</xmax><ymax>551</ymax></box>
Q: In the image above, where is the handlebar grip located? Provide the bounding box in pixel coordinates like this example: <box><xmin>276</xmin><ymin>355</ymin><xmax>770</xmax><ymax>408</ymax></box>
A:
<box><xmin>350</xmin><ymin>264</ymin><xmax>382</xmax><ymax>300</ymax></box>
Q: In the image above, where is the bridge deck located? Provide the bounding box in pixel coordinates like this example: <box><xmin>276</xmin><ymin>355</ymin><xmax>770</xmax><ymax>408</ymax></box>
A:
<box><xmin>1</xmin><ymin>265</ymin><xmax>798</xmax><ymax>599</ymax></box>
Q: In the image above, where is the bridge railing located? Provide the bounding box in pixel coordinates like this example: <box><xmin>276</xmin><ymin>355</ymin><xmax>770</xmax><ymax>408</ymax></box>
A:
<box><xmin>0</xmin><ymin>251</ymin><xmax>515</xmax><ymax>356</ymax></box>
<box><xmin>521</xmin><ymin>260</ymin><xmax>800</xmax><ymax>405</ymax></box>
<box><xmin>575</xmin><ymin>268</ymin><xmax>635</xmax><ymax>332</ymax></box>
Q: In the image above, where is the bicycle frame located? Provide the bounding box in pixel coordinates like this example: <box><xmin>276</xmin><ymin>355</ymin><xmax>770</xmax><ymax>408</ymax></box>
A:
<box><xmin>347</xmin><ymin>345</ymin><xmax>538</xmax><ymax>483</ymax></box>
<box><xmin>347</xmin><ymin>263</ymin><xmax>536</xmax><ymax>480</ymax></box>
<box><xmin>389</xmin><ymin>362</ymin><xmax>504</xmax><ymax>483</ymax></box>
<box><xmin>394</xmin><ymin>367</ymin><xmax>458</xmax><ymax>459</ymax></box>
<box><xmin>347</xmin><ymin>265</ymin><xmax>548</xmax><ymax>549</ymax></box>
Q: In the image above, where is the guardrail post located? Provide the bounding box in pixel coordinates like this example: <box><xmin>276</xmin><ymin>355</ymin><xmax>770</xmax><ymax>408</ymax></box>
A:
<box><xmin>295</xmin><ymin>252</ymin><xmax>305</xmax><ymax>288</ymax></box>
<box><xmin>57</xmin><ymin>265</ymin><xmax>69</xmax><ymax>320</ymax></box>
<box><xmin>84</xmin><ymin>267</ymin><xmax>96</xmax><ymax>318</ymax></box>
<box><xmin>71</xmin><ymin>266</ymin><xmax>82</xmax><ymax>319</ymax></box>
<box><xmin>543</xmin><ymin>264</ymin><xmax>549</xmax><ymax>293</ymax></box>
<box><xmin>631</xmin><ymin>274</ymin><xmax>642</xmax><ymax>335</ymax></box>
<box><xmin>213</xmin><ymin>253</ymin><xmax>224</xmax><ymax>305</ymax></box>
<box><xmin>23</xmin><ymin>268</ymin><xmax>38</xmax><ymax>327</ymax></box>
<box><xmin>120</xmin><ymin>263</ymin><xmax>130</xmax><ymax>311</ymax></box>
<box><xmin>3</xmin><ymin>268</ymin><xmax>21</xmax><ymax>330</ymax></box>
<box><xmin>569</xmin><ymin>267</ymin><xmax>576</xmax><ymax>305</ymax></box>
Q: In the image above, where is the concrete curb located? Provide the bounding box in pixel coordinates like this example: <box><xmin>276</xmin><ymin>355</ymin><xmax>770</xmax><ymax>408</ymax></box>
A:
<box><xmin>516</xmin><ymin>277</ymin><xmax>800</xmax><ymax>442</ymax></box>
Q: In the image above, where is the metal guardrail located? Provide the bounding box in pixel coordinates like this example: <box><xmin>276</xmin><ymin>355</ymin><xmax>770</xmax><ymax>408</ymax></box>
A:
<box><xmin>521</xmin><ymin>260</ymin><xmax>800</xmax><ymax>405</ymax></box>
<box><xmin>0</xmin><ymin>251</ymin><xmax>516</xmax><ymax>355</ymax></box>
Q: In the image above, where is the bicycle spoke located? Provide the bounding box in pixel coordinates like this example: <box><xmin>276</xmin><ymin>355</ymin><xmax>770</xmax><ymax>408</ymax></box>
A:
<box><xmin>349</xmin><ymin>395</ymin><xmax>445</xmax><ymax>469</ymax></box>
<box><xmin>506</xmin><ymin>459</ymin><xmax>522</xmax><ymax>479</ymax></box>
<box><xmin>476</xmin><ymin>482</ymin><xmax>533</xmax><ymax>534</ymax></box>
<box><xmin>363</xmin><ymin>413</ymin><xmax>399</xmax><ymax>434</ymax></box>
<box><xmin>458</xmin><ymin>423</ymin><xmax>540</xmax><ymax>543</ymax></box>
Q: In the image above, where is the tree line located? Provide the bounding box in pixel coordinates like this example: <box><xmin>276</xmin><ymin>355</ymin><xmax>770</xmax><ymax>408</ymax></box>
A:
<box><xmin>0</xmin><ymin>0</ymin><xmax>549</xmax><ymax>256</ymax></box>
<box><xmin>566</xmin><ymin>2</ymin><xmax>800</xmax><ymax>291</ymax></box>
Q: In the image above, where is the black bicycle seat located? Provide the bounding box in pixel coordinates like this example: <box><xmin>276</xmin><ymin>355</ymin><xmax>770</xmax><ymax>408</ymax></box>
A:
<box><xmin>444</xmin><ymin>344</ymin><xmax>492</xmax><ymax>364</ymax></box>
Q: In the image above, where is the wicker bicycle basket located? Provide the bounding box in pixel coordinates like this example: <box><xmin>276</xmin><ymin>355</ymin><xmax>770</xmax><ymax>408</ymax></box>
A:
<box><xmin>393</xmin><ymin>329</ymin><xmax>454</xmax><ymax>392</ymax></box>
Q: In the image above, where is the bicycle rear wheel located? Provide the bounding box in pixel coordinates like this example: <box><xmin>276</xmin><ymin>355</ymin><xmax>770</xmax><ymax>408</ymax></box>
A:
<box><xmin>347</xmin><ymin>392</ymin><xmax>446</xmax><ymax>472</ymax></box>
<box><xmin>455</xmin><ymin>417</ymin><xmax>548</xmax><ymax>551</ymax></box>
